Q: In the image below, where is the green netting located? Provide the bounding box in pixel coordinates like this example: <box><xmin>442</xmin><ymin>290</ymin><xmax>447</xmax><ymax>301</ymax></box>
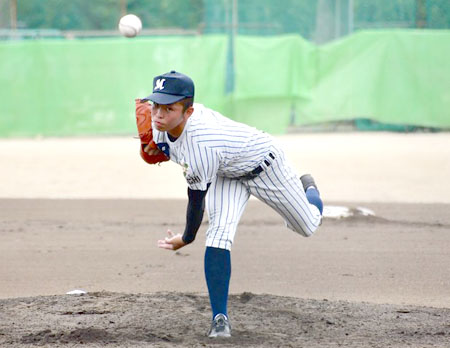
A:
<box><xmin>0</xmin><ymin>30</ymin><xmax>449</xmax><ymax>137</ymax></box>
<box><xmin>0</xmin><ymin>36</ymin><xmax>227</xmax><ymax>136</ymax></box>
<box><xmin>234</xmin><ymin>35</ymin><xmax>315</xmax><ymax>99</ymax></box>
<box><xmin>231</xmin><ymin>30</ymin><xmax>450</xmax><ymax>131</ymax></box>
<box><xmin>203</xmin><ymin>0</ymin><xmax>450</xmax><ymax>41</ymax></box>
<box><xmin>296</xmin><ymin>30</ymin><xmax>450</xmax><ymax>129</ymax></box>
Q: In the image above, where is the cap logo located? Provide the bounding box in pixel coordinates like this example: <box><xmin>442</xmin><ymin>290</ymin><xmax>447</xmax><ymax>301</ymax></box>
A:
<box><xmin>154</xmin><ymin>78</ymin><xmax>166</xmax><ymax>91</ymax></box>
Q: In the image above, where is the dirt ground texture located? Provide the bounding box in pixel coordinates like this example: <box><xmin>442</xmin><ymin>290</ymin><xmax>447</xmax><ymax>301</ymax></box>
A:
<box><xmin>1</xmin><ymin>291</ymin><xmax>449</xmax><ymax>348</ymax></box>
<box><xmin>1</xmin><ymin>199</ymin><xmax>450</xmax><ymax>347</ymax></box>
<box><xmin>1</xmin><ymin>134</ymin><xmax>450</xmax><ymax>347</ymax></box>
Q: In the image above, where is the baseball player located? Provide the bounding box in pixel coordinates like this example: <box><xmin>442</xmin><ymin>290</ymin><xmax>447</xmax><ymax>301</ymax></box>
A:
<box><xmin>140</xmin><ymin>71</ymin><xmax>323</xmax><ymax>338</ymax></box>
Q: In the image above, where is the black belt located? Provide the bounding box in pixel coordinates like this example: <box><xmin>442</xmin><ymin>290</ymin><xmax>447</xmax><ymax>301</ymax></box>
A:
<box><xmin>241</xmin><ymin>153</ymin><xmax>275</xmax><ymax>180</ymax></box>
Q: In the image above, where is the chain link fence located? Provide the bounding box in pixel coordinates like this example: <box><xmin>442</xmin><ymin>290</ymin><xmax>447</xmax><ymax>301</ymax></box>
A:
<box><xmin>0</xmin><ymin>0</ymin><xmax>449</xmax><ymax>41</ymax></box>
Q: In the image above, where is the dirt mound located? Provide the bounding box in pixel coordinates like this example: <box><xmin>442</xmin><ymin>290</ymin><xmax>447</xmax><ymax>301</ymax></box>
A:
<box><xmin>1</xmin><ymin>291</ymin><xmax>449</xmax><ymax>347</ymax></box>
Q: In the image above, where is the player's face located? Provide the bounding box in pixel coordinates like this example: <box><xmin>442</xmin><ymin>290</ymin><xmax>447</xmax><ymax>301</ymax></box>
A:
<box><xmin>151</xmin><ymin>102</ymin><xmax>192</xmax><ymax>137</ymax></box>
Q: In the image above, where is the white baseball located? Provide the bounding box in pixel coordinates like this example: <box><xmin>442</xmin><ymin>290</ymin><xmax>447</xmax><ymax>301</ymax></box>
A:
<box><xmin>118</xmin><ymin>14</ymin><xmax>142</xmax><ymax>38</ymax></box>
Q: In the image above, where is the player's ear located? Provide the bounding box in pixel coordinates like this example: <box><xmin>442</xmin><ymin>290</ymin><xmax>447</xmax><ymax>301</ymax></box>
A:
<box><xmin>185</xmin><ymin>106</ymin><xmax>194</xmax><ymax>118</ymax></box>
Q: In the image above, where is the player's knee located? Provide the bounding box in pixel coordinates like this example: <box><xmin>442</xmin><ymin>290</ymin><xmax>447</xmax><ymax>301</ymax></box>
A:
<box><xmin>205</xmin><ymin>226</ymin><xmax>236</xmax><ymax>250</ymax></box>
<box><xmin>205</xmin><ymin>237</ymin><xmax>233</xmax><ymax>251</ymax></box>
<box><xmin>288</xmin><ymin>221</ymin><xmax>320</xmax><ymax>237</ymax></box>
<box><xmin>299</xmin><ymin>227</ymin><xmax>316</xmax><ymax>238</ymax></box>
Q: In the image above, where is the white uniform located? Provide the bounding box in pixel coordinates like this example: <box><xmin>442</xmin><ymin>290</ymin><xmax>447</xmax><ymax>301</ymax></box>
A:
<box><xmin>153</xmin><ymin>103</ymin><xmax>321</xmax><ymax>250</ymax></box>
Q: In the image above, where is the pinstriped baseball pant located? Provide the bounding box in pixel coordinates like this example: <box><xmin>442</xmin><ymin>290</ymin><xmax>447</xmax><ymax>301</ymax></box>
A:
<box><xmin>205</xmin><ymin>152</ymin><xmax>322</xmax><ymax>250</ymax></box>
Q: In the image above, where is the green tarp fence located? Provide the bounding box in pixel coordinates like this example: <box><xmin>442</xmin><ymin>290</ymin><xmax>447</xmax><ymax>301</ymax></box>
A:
<box><xmin>0</xmin><ymin>30</ymin><xmax>449</xmax><ymax>137</ymax></box>
<box><xmin>0</xmin><ymin>35</ymin><xmax>228</xmax><ymax>136</ymax></box>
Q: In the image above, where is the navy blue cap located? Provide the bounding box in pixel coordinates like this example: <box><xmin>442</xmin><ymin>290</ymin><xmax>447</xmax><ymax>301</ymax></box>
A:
<box><xmin>144</xmin><ymin>70</ymin><xmax>194</xmax><ymax>105</ymax></box>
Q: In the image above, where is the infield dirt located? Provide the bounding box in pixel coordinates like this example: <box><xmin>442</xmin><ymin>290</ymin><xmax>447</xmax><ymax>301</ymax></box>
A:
<box><xmin>1</xmin><ymin>199</ymin><xmax>449</xmax><ymax>347</ymax></box>
<box><xmin>1</xmin><ymin>134</ymin><xmax>449</xmax><ymax>347</ymax></box>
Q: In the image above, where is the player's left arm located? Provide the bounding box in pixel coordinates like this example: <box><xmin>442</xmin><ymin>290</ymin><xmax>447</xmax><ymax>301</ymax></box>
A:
<box><xmin>157</xmin><ymin>185</ymin><xmax>210</xmax><ymax>251</ymax></box>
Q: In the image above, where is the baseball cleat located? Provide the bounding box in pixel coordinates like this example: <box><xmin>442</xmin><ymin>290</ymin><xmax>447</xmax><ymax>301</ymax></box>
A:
<box><xmin>208</xmin><ymin>313</ymin><xmax>231</xmax><ymax>338</ymax></box>
<box><xmin>300</xmin><ymin>174</ymin><xmax>318</xmax><ymax>192</ymax></box>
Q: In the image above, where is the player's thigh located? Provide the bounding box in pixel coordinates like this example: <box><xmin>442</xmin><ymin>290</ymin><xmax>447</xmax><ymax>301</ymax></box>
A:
<box><xmin>205</xmin><ymin>176</ymin><xmax>250</xmax><ymax>250</ymax></box>
<box><xmin>247</xmin><ymin>158</ymin><xmax>321</xmax><ymax>237</ymax></box>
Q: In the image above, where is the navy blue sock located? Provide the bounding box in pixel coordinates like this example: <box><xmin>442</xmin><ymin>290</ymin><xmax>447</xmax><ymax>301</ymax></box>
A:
<box><xmin>204</xmin><ymin>246</ymin><xmax>231</xmax><ymax>319</ymax></box>
<box><xmin>306</xmin><ymin>187</ymin><xmax>323</xmax><ymax>214</ymax></box>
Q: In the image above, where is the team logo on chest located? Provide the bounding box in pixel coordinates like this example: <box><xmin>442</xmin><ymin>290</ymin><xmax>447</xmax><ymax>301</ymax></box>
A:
<box><xmin>181</xmin><ymin>162</ymin><xmax>201</xmax><ymax>185</ymax></box>
<box><xmin>182</xmin><ymin>163</ymin><xmax>189</xmax><ymax>177</ymax></box>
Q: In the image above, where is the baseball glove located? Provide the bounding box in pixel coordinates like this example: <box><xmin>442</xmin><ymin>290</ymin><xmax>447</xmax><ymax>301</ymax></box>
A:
<box><xmin>135</xmin><ymin>99</ymin><xmax>169</xmax><ymax>164</ymax></box>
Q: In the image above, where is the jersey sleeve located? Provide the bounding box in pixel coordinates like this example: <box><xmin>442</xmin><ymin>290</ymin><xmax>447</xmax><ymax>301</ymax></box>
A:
<box><xmin>183</xmin><ymin>143</ymin><xmax>219</xmax><ymax>191</ymax></box>
<box><xmin>182</xmin><ymin>185</ymin><xmax>209</xmax><ymax>244</ymax></box>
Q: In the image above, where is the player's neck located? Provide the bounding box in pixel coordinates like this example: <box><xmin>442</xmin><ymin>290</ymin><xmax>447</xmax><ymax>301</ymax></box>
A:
<box><xmin>167</xmin><ymin>123</ymin><xmax>185</xmax><ymax>139</ymax></box>
<box><xmin>167</xmin><ymin>132</ymin><xmax>178</xmax><ymax>142</ymax></box>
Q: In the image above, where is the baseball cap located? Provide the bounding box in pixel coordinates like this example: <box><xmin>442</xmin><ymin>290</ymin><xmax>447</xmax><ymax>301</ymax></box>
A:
<box><xmin>143</xmin><ymin>70</ymin><xmax>194</xmax><ymax>105</ymax></box>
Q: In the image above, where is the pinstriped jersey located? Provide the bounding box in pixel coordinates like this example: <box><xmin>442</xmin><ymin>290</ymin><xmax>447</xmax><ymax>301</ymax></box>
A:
<box><xmin>152</xmin><ymin>103</ymin><xmax>278</xmax><ymax>190</ymax></box>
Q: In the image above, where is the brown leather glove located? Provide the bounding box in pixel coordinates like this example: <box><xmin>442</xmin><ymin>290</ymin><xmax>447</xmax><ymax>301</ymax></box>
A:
<box><xmin>135</xmin><ymin>99</ymin><xmax>169</xmax><ymax>164</ymax></box>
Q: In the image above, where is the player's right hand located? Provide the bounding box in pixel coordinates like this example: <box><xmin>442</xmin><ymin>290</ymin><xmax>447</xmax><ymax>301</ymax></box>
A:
<box><xmin>143</xmin><ymin>144</ymin><xmax>164</xmax><ymax>156</ymax></box>
<box><xmin>157</xmin><ymin>230</ymin><xmax>186</xmax><ymax>251</ymax></box>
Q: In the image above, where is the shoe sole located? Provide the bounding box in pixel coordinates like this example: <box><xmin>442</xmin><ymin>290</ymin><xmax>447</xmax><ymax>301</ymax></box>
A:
<box><xmin>208</xmin><ymin>333</ymin><xmax>231</xmax><ymax>338</ymax></box>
